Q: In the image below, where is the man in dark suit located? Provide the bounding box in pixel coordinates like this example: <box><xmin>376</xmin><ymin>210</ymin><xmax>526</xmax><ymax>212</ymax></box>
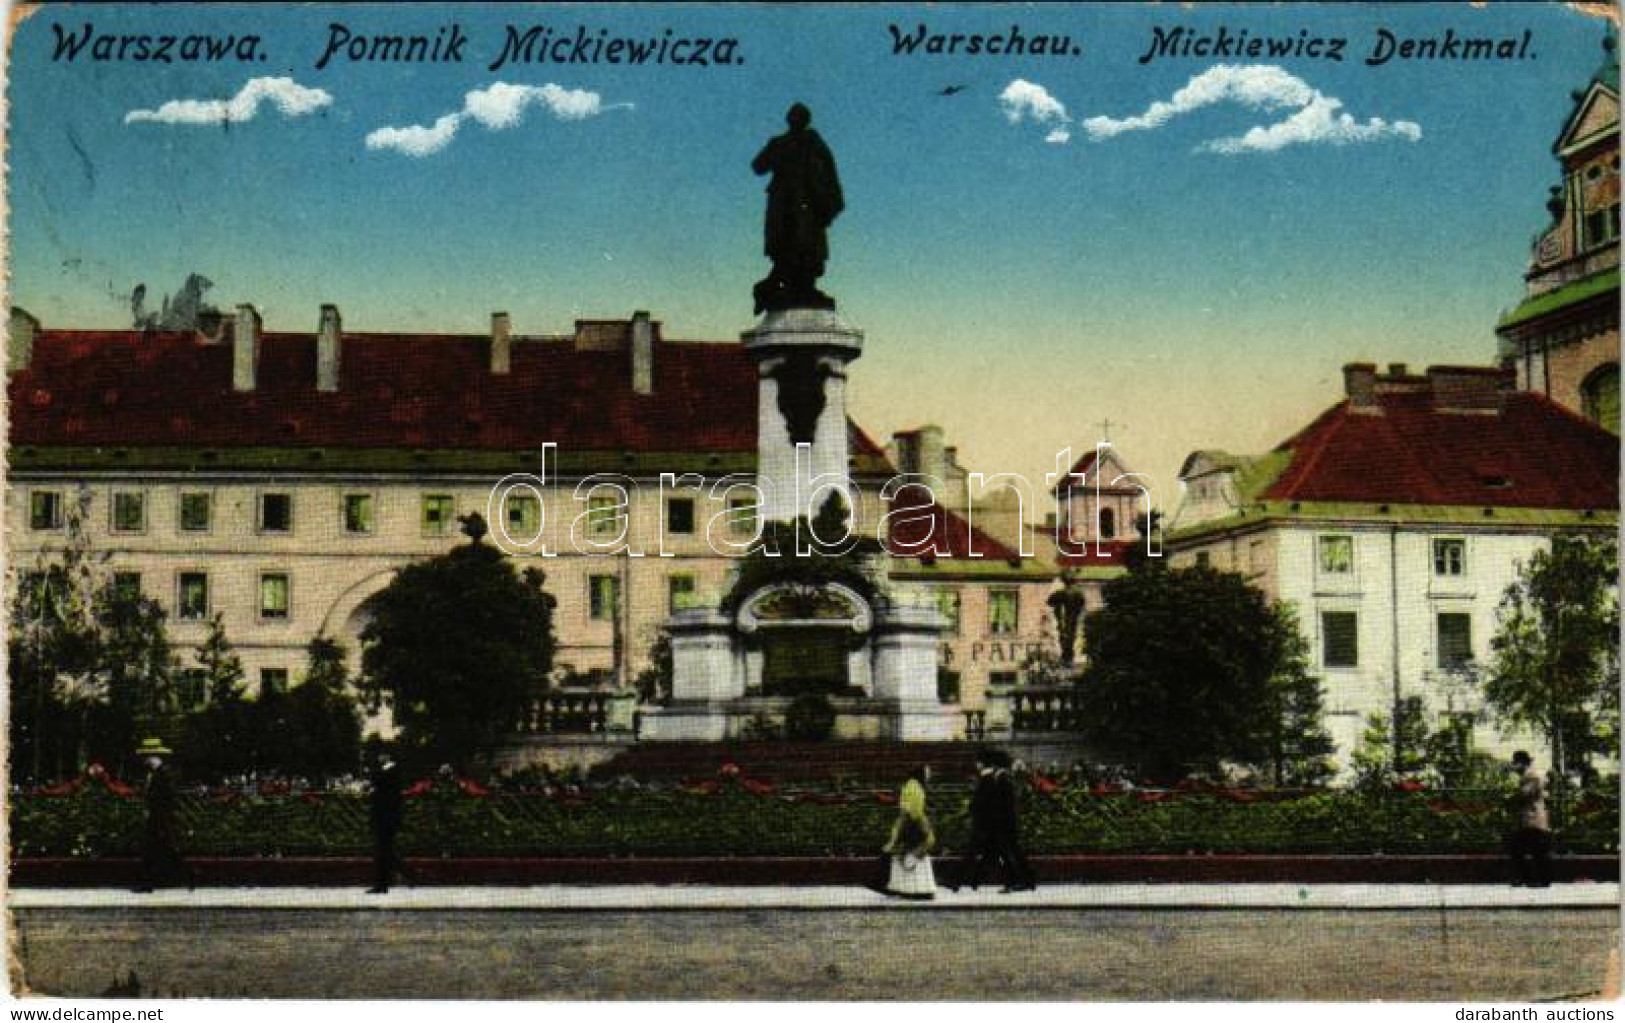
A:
<box><xmin>368</xmin><ymin>754</ymin><xmax>404</xmax><ymax>894</ymax></box>
<box><xmin>951</xmin><ymin>749</ymin><xmax>1036</xmax><ymax>892</ymax></box>
<box><xmin>132</xmin><ymin>738</ymin><xmax>190</xmax><ymax>893</ymax></box>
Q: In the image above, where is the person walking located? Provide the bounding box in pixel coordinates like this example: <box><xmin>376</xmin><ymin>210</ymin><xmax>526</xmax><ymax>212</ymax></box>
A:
<box><xmin>991</xmin><ymin>751</ymin><xmax>1037</xmax><ymax>893</ymax></box>
<box><xmin>881</xmin><ymin>770</ymin><xmax>937</xmax><ymax>899</ymax></box>
<box><xmin>1507</xmin><ymin>750</ymin><xmax>1553</xmax><ymax>888</ymax></box>
<box><xmin>132</xmin><ymin>738</ymin><xmax>190</xmax><ymax>893</ymax></box>
<box><xmin>368</xmin><ymin>753</ymin><xmax>404</xmax><ymax>894</ymax></box>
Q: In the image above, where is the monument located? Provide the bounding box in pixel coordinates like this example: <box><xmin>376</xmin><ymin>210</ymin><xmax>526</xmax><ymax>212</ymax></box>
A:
<box><xmin>641</xmin><ymin>105</ymin><xmax>952</xmax><ymax>743</ymax></box>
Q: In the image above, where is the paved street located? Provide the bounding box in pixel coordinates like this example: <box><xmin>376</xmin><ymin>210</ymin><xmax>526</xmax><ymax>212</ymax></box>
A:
<box><xmin>9</xmin><ymin>885</ymin><xmax>1619</xmax><ymax>1000</ymax></box>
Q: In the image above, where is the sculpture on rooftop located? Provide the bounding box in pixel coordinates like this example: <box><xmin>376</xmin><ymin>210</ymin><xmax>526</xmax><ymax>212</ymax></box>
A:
<box><xmin>752</xmin><ymin>103</ymin><xmax>844</xmax><ymax>314</ymax></box>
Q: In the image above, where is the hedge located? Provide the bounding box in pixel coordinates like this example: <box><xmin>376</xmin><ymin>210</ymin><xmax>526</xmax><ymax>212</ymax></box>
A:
<box><xmin>10</xmin><ymin>779</ymin><xmax>1618</xmax><ymax>859</ymax></box>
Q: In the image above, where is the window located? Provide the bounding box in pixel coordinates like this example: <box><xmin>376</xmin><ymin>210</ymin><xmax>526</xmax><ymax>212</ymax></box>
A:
<box><xmin>1432</xmin><ymin>538</ymin><xmax>1466</xmax><ymax>577</ymax></box>
<box><xmin>259</xmin><ymin>573</ymin><xmax>290</xmax><ymax>620</ymax></box>
<box><xmin>1318</xmin><ymin>535</ymin><xmax>1354</xmax><ymax>575</ymax></box>
<box><xmin>177</xmin><ymin>669</ymin><xmax>207</xmax><ymax>710</ymax></box>
<box><xmin>1585</xmin><ymin>203</ymin><xmax>1620</xmax><ymax>248</ymax></box>
<box><xmin>112</xmin><ymin>572</ymin><xmax>142</xmax><ymax>603</ymax></box>
<box><xmin>1321</xmin><ymin>611</ymin><xmax>1358</xmax><ymax>668</ymax></box>
<box><xmin>422</xmin><ymin>494</ymin><xmax>454</xmax><ymax>536</ymax></box>
<box><xmin>259</xmin><ymin>668</ymin><xmax>289</xmax><ymax>696</ymax></box>
<box><xmin>179</xmin><ymin>492</ymin><xmax>211</xmax><ymax>532</ymax></box>
<box><xmin>1099</xmin><ymin>507</ymin><xmax>1116</xmax><ymax>540</ymax></box>
<box><xmin>589</xmin><ymin>574</ymin><xmax>619</xmax><ymax>621</ymax></box>
<box><xmin>989</xmin><ymin>671</ymin><xmax>1018</xmax><ymax>690</ymax></box>
<box><xmin>668</xmin><ymin>574</ymin><xmax>696</xmax><ymax>613</ymax></box>
<box><xmin>588</xmin><ymin>495</ymin><xmax>624</xmax><ymax>537</ymax></box>
<box><xmin>728</xmin><ymin>497</ymin><xmax>757</xmax><ymax>538</ymax></box>
<box><xmin>1437</xmin><ymin>613</ymin><xmax>1473</xmax><ymax>669</ymax></box>
<box><xmin>989</xmin><ymin>589</ymin><xmax>1019</xmax><ymax>635</ymax></box>
<box><xmin>505</xmin><ymin>493</ymin><xmax>540</xmax><ymax>542</ymax></box>
<box><xmin>28</xmin><ymin>490</ymin><xmax>62</xmax><ymax>531</ymax></box>
<box><xmin>259</xmin><ymin>492</ymin><xmax>292</xmax><ymax>533</ymax></box>
<box><xmin>344</xmin><ymin>494</ymin><xmax>375</xmax><ymax>534</ymax></box>
<box><xmin>1195</xmin><ymin>551</ymin><xmax>1211</xmax><ymax>569</ymax></box>
<box><xmin>112</xmin><ymin>491</ymin><xmax>146</xmax><ymax>533</ymax></box>
<box><xmin>667</xmin><ymin>497</ymin><xmax>695</xmax><ymax>535</ymax></box>
<box><xmin>937</xmin><ymin>588</ymin><xmax>962</xmax><ymax>635</ymax></box>
<box><xmin>1582</xmin><ymin>364</ymin><xmax>1620</xmax><ymax>432</ymax></box>
<box><xmin>178</xmin><ymin>573</ymin><xmax>209</xmax><ymax>620</ymax></box>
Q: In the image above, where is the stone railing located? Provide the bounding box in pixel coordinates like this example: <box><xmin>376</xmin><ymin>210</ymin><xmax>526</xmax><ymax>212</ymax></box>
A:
<box><xmin>1007</xmin><ymin>686</ymin><xmax>1088</xmax><ymax>733</ymax></box>
<box><xmin>515</xmin><ymin>691</ymin><xmax>638</xmax><ymax>735</ymax></box>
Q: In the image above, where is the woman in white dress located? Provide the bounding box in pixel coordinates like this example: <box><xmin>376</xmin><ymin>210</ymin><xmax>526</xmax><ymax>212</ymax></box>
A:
<box><xmin>883</xmin><ymin>771</ymin><xmax>936</xmax><ymax>899</ymax></box>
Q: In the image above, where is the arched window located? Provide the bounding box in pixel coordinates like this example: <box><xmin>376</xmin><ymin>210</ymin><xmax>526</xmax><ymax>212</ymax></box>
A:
<box><xmin>1581</xmin><ymin>363</ymin><xmax>1619</xmax><ymax>433</ymax></box>
<box><xmin>1099</xmin><ymin>507</ymin><xmax>1116</xmax><ymax>539</ymax></box>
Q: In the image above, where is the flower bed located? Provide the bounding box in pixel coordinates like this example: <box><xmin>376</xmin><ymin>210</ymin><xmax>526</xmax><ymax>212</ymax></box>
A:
<box><xmin>11</xmin><ymin>775</ymin><xmax>1618</xmax><ymax>860</ymax></box>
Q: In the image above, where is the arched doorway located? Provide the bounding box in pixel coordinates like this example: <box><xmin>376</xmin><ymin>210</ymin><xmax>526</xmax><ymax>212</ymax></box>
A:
<box><xmin>1581</xmin><ymin>362</ymin><xmax>1619</xmax><ymax>433</ymax></box>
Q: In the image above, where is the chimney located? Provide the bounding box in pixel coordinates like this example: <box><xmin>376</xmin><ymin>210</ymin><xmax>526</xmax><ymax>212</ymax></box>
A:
<box><xmin>631</xmin><ymin>310</ymin><xmax>653</xmax><ymax>395</ymax></box>
<box><xmin>233</xmin><ymin>304</ymin><xmax>261</xmax><ymax>392</ymax></box>
<box><xmin>8</xmin><ymin>307</ymin><xmax>39</xmax><ymax>373</ymax></box>
<box><xmin>916</xmin><ymin>424</ymin><xmax>947</xmax><ymax>482</ymax></box>
<box><xmin>1342</xmin><ymin>362</ymin><xmax>1378</xmax><ymax>411</ymax></box>
<box><xmin>1385</xmin><ymin>363</ymin><xmax>1408</xmax><ymax>378</ymax></box>
<box><xmin>490</xmin><ymin>311</ymin><xmax>512</xmax><ymax>375</ymax></box>
<box><xmin>1427</xmin><ymin>365</ymin><xmax>1510</xmax><ymax>412</ymax></box>
<box><xmin>317</xmin><ymin>304</ymin><xmax>341</xmax><ymax>392</ymax></box>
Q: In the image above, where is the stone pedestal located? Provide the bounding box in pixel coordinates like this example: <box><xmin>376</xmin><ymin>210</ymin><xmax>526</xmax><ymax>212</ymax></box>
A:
<box><xmin>641</xmin><ymin>608</ymin><xmax>740</xmax><ymax>742</ymax></box>
<box><xmin>741</xmin><ymin>308</ymin><xmax>863</xmax><ymax>524</ymax></box>
<box><xmin>872</xmin><ymin>601</ymin><xmax>955</xmax><ymax>741</ymax></box>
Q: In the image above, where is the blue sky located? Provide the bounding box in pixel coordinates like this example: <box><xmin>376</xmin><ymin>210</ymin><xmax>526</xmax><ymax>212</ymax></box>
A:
<box><xmin>6</xmin><ymin>3</ymin><xmax>1615</xmax><ymax>498</ymax></box>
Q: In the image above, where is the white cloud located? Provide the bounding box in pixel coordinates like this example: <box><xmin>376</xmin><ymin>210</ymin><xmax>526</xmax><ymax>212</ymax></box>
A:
<box><xmin>1200</xmin><ymin>92</ymin><xmax>1422</xmax><ymax>155</ymax></box>
<box><xmin>1080</xmin><ymin>64</ymin><xmax>1419</xmax><ymax>155</ymax></box>
<box><xmin>999</xmin><ymin>79</ymin><xmax>1073</xmax><ymax>145</ymax></box>
<box><xmin>125</xmin><ymin>77</ymin><xmax>332</xmax><ymax>125</ymax></box>
<box><xmin>367</xmin><ymin>82</ymin><xmax>630</xmax><ymax>157</ymax></box>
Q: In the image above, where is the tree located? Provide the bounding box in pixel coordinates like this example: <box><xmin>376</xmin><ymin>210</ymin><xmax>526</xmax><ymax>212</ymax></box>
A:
<box><xmin>1080</xmin><ymin>565</ymin><xmax>1332</xmax><ymax>783</ymax></box>
<box><xmin>1351</xmin><ymin>695</ymin><xmax>1429</xmax><ymax>790</ymax></box>
<box><xmin>8</xmin><ymin>502</ymin><xmax>106</xmax><ymax>782</ymax></box>
<box><xmin>178</xmin><ymin>615</ymin><xmax>257</xmax><ymax>781</ymax></box>
<box><xmin>360</xmin><ymin>514</ymin><xmax>557</xmax><ymax>769</ymax></box>
<box><xmin>273</xmin><ymin>637</ymin><xmax>363</xmax><ymax>784</ymax></box>
<box><xmin>634</xmin><ymin>628</ymin><xmax>673</xmax><ymax>704</ymax></box>
<box><xmin>86</xmin><ymin>580</ymin><xmax>177</xmax><ymax>773</ymax></box>
<box><xmin>1486</xmin><ymin>533</ymin><xmax>1619</xmax><ymax>810</ymax></box>
<box><xmin>1262</xmin><ymin>608</ymin><xmax>1336</xmax><ymax>787</ymax></box>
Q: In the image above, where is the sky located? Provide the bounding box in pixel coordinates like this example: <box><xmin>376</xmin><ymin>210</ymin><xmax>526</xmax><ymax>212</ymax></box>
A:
<box><xmin>4</xmin><ymin>2</ymin><xmax>1616</xmax><ymax>506</ymax></box>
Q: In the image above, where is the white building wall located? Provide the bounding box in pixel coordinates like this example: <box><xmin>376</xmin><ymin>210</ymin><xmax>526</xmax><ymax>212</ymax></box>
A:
<box><xmin>1273</xmin><ymin>524</ymin><xmax>1550</xmax><ymax>775</ymax></box>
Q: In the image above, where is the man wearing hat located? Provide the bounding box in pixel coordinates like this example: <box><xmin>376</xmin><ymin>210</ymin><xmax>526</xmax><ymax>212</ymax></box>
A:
<box><xmin>132</xmin><ymin>738</ymin><xmax>189</xmax><ymax>892</ymax></box>
<box><xmin>368</xmin><ymin>751</ymin><xmax>405</xmax><ymax>894</ymax></box>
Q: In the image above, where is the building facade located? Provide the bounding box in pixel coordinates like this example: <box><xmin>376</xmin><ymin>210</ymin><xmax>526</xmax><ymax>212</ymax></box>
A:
<box><xmin>1496</xmin><ymin>36</ymin><xmax>1620</xmax><ymax>432</ymax></box>
<box><xmin>5</xmin><ymin>304</ymin><xmax>1054</xmax><ymax>739</ymax></box>
<box><xmin>1169</xmin><ymin>363</ymin><xmax>1619</xmax><ymax>774</ymax></box>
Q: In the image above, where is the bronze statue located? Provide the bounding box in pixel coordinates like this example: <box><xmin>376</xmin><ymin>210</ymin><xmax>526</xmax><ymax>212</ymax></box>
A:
<box><xmin>752</xmin><ymin>103</ymin><xmax>844</xmax><ymax>314</ymax></box>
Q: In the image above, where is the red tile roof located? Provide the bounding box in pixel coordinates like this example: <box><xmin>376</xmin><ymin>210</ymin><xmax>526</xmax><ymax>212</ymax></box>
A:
<box><xmin>9</xmin><ymin>328</ymin><xmax>890</xmax><ymax>468</ymax></box>
<box><xmin>1261</xmin><ymin>390</ymin><xmax>1618</xmax><ymax>510</ymax></box>
<box><xmin>886</xmin><ymin>484</ymin><xmax>1024</xmax><ymax>563</ymax></box>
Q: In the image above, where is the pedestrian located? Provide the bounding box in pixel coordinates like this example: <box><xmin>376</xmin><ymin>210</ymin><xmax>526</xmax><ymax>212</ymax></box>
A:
<box><xmin>368</xmin><ymin>752</ymin><xmax>404</xmax><ymax>894</ymax></box>
<box><xmin>1507</xmin><ymin>750</ymin><xmax>1552</xmax><ymax>888</ymax></box>
<box><xmin>132</xmin><ymin>738</ymin><xmax>190</xmax><ymax>893</ymax></box>
<box><xmin>950</xmin><ymin>748</ymin><xmax>1034</xmax><ymax>892</ymax></box>
<box><xmin>880</xmin><ymin>770</ymin><xmax>937</xmax><ymax>899</ymax></box>
<box><xmin>992</xmin><ymin>750</ymin><xmax>1037</xmax><ymax>893</ymax></box>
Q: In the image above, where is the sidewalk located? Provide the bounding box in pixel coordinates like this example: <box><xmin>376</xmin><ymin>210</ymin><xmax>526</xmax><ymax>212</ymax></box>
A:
<box><xmin>9</xmin><ymin>881</ymin><xmax>1618</xmax><ymax>911</ymax></box>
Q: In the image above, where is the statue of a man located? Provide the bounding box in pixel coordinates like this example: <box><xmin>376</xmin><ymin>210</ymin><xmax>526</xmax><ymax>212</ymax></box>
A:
<box><xmin>752</xmin><ymin>103</ymin><xmax>844</xmax><ymax>314</ymax></box>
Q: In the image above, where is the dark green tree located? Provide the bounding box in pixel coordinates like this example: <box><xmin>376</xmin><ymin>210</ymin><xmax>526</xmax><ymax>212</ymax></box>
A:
<box><xmin>1351</xmin><ymin>695</ymin><xmax>1430</xmax><ymax>790</ymax></box>
<box><xmin>1262</xmin><ymin>607</ymin><xmax>1336</xmax><ymax>787</ymax></box>
<box><xmin>271</xmin><ymin>637</ymin><xmax>363</xmax><ymax>784</ymax></box>
<box><xmin>634</xmin><ymin>628</ymin><xmax>673</xmax><ymax>704</ymax></box>
<box><xmin>1046</xmin><ymin>575</ymin><xmax>1087</xmax><ymax>666</ymax></box>
<box><xmin>359</xmin><ymin>514</ymin><xmax>557</xmax><ymax>769</ymax></box>
<box><xmin>86</xmin><ymin>580</ymin><xmax>176</xmax><ymax>774</ymax></box>
<box><xmin>1080</xmin><ymin>566</ymin><xmax>1331</xmax><ymax>783</ymax></box>
<box><xmin>1486</xmin><ymin>533</ymin><xmax>1619</xmax><ymax>814</ymax></box>
<box><xmin>178</xmin><ymin>614</ymin><xmax>256</xmax><ymax>780</ymax></box>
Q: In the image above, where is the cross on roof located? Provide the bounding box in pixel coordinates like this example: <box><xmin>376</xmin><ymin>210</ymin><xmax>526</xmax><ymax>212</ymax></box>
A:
<box><xmin>1094</xmin><ymin>418</ymin><xmax>1123</xmax><ymax>444</ymax></box>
